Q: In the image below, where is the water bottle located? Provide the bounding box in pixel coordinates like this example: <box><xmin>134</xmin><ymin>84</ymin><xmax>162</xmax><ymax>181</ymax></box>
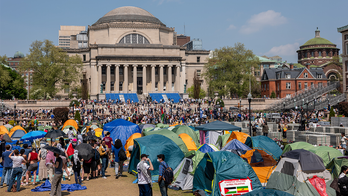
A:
<box><xmin>63</xmin><ymin>175</ymin><xmax>66</xmax><ymax>181</ymax></box>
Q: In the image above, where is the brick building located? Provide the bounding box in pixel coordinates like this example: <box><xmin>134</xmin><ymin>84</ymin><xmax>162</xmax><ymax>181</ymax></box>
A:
<box><xmin>261</xmin><ymin>64</ymin><xmax>327</xmax><ymax>98</ymax></box>
<box><xmin>337</xmin><ymin>25</ymin><xmax>348</xmax><ymax>94</ymax></box>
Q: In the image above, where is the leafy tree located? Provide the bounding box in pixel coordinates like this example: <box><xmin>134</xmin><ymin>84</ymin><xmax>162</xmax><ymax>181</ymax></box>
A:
<box><xmin>216</xmin><ymin>99</ymin><xmax>225</xmax><ymax>107</ymax></box>
<box><xmin>20</xmin><ymin>40</ymin><xmax>83</xmax><ymax>99</ymax></box>
<box><xmin>329</xmin><ymin>107</ymin><xmax>335</xmax><ymax>120</ymax></box>
<box><xmin>270</xmin><ymin>91</ymin><xmax>276</xmax><ymax>98</ymax></box>
<box><xmin>203</xmin><ymin>43</ymin><xmax>260</xmax><ymax>98</ymax></box>
<box><xmin>187</xmin><ymin>86</ymin><xmax>206</xmax><ymax>99</ymax></box>
<box><xmin>69</xmin><ymin>100</ymin><xmax>80</xmax><ymax>107</ymax></box>
<box><xmin>74</xmin><ymin>110</ymin><xmax>81</xmax><ymax>125</ymax></box>
<box><xmin>53</xmin><ymin>107</ymin><xmax>69</xmax><ymax>125</ymax></box>
<box><xmin>0</xmin><ymin>63</ymin><xmax>27</xmax><ymax>99</ymax></box>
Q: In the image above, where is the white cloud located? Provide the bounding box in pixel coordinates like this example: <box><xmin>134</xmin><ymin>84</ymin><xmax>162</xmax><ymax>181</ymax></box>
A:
<box><xmin>265</xmin><ymin>43</ymin><xmax>299</xmax><ymax>56</ymax></box>
<box><xmin>240</xmin><ymin>10</ymin><xmax>287</xmax><ymax>34</ymax></box>
<box><xmin>227</xmin><ymin>24</ymin><xmax>237</xmax><ymax>30</ymax></box>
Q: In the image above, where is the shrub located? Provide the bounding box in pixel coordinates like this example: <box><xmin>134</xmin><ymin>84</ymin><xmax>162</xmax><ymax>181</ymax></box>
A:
<box><xmin>69</xmin><ymin>100</ymin><xmax>79</xmax><ymax>107</ymax></box>
<box><xmin>74</xmin><ymin>110</ymin><xmax>81</xmax><ymax>125</ymax></box>
<box><xmin>216</xmin><ymin>99</ymin><xmax>224</xmax><ymax>107</ymax></box>
<box><xmin>329</xmin><ymin>107</ymin><xmax>335</xmax><ymax>121</ymax></box>
<box><xmin>53</xmin><ymin>107</ymin><xmax>69</xmax><ymax>125</ymax></box>
<box><xmin>270</xmin><ymin>91</ymin><xmax>276</xmax><ymax>98</ymax></box>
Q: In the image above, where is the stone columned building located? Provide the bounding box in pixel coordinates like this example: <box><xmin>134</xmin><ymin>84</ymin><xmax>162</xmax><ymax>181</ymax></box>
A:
<box><xmin>65</xmin><ymin>6</ymin><xmax>209</xmax><ymax>101</ymax></box>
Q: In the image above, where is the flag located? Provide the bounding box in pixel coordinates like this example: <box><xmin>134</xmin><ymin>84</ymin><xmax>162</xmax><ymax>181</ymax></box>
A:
<box><xmin>66</xmin><ymin>143</ymin><xmax>74</xmax><ymax>160</ymax></box>
<box><xmin>161</xmin><ymin>107</ymin><xmax>164</xmax><ymax>122</ymax></box>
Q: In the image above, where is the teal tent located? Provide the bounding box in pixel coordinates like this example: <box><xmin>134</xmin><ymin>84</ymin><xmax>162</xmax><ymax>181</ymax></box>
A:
<box><xmin>144</xmin><ymin>129</ymin><xmax>189</xmax><ymax>153</ymax></box>
<box><xmin>128</xmin><ymin>134</ymin><xmax>184</xmax><ymax>180</ymax></box>
<box><xmin>252</xmin><ymin>136</ymin><xmax>282</xmax><ymax>160</ymax></box>
<box><xmin>193</xmin><ymin>151</ymin><xmax>262</xmax><ymax>196</ymax></box>
<box><xmin>195</xmin><ymin>121</ymin><xmax>241</xmax><ymax>131</ymax></box>
<box><xmin>243</xmin><ymin>189</ymin><xmax>294</xmax><ymax>196</ymax></box>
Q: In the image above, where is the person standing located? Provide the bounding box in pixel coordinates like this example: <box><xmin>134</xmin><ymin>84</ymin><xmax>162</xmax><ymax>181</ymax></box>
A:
<box><xmin>38</xmin><ymin>144</ymin><xmax>48</xmax><ymax>181</ymax></box>
<box><xmin>340</xmin><ymin>133</ymin><xmax>348</xmax><ymax>149</ymax></box>
<box><xmin>137</xmin><ymin>154</ymin><xmax>153</xmax><ymax>196</ymax></box>
<box><xmin>283</xmin><ymin>122</ymin><xmax>288</xmax><ymax>139</ymax></box>
<box><xmin>103</xmin><ymin>132</ymin><xmax>113</xmax><ymax>149</ymax></box>
<box><xmin>98</xmin><ymin>140</ymin><xmax>109</xmax><ymax>179</ymax></box>
<box><xmin>338</xmin><ymin>166</ymin><xmax>348</xmax><ymax>196</ymax></box>
<box><xmin>157</xmin><ymin>154</ymin><xmax>169</xmax><ymax>196</ymax></box>
<box><xmin>19</xmin><ymin>149</ymin><xmax>27</xmax><ymax>185</ymax></box>
<box><xmin>72</xmin><ymin>150</ymin><xmax>82</xmax><ymax>184</ymax></box>
<box><xmin>262</xmin><ymin>122</ymin><xmax>269</xmax><ymax>137</ymax></box>
<box><xmin>50</xmin><ymin>153</ymin><xmax>63</xmax><ymax>196</ymax></box>
<box><xmin>7</xmin><ymin>149</ymin><xmax>26</xmax><ymax>192</ymax></box>
<box><xmin>46</xmin><ymin>150</ymin><xmax>55</xmax><ymax>183</ymax></box>
<box><xmin>112</xmin><ymin>139</ymin><xmax>126</xmax><ymax>179</ymax></box>
<box><xmin>0</xmin><ymin>145</ymin><xmax>13</xmax><ymax>188</ymax></box>
<box><xmin>26</xmin><ymin>148</ymin><xmax>39</xmax><ymax>185</ymax></box>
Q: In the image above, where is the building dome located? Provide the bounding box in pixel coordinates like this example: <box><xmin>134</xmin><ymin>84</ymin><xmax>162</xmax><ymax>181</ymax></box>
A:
<box><xmin>14</xmin><ymin>51</ymin><xmax>24</xmax><ymax>58</ymax></box>
<box><xmin>301</xmin><ymin>37</ymin><xmax>335</xmax><ymax>47</ymax></box>
<box><xmin>93</xmin><ymin>6</ymin><xmax>164</xmax><ymax>26</ymax></box>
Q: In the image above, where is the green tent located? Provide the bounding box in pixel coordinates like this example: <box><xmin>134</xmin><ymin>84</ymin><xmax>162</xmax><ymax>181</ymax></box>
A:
<box><xmin>172</xmin><ymin>125</ymin><xmax>200</xmax><ymax>147</ymax></box>
<box><xmin>326</xmin><ymin>156</ymin><xmax>348</xmax><ymax>178</ymax></box>
<box><xmin>37</xmin><ymin>125</ymin><xmax>52</xmax><ymax>131</ymax></box>
<box><xmin>308</xmin><ymin>146</ymin><xmax>343</xmax><ymax>167</ymax></box>
<box><xmin>156</xmin><ymin>123</ymin><xmax>169</xmax><ymax>128</ymax></box>
<box><xmin>282</xmin><ymin>142</ymin><xmax>313</xmax><ymax>154</ymax></box>
<box><xmin>190</xmin><ymin>150</ymin><xmax>205</xmax><ymax>174</ymax></box>
<box><xmin>193</xmin><ymin>151</ymin><xmax>262</xmax><ymax>196</ymax></box>
<box><xmin>145</xmin><ymin>129</ymin><xmax>188</xmax><ymax>153</ymax></box>
<box><xmin>128</xmin><ymin>134</ymin><xmax>184</xmax><ymax>180</ymax></box>
<box><xmin>215</xmin><ymin>133</ymin><xmax>231</xmax><ymax>149</ymax></box>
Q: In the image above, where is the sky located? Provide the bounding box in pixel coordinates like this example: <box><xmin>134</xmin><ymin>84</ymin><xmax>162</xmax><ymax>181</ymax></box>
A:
<box><xmin>0</xmin><ymin>0</ymin><xmax>347</xmax><ymax>63</ymax></box>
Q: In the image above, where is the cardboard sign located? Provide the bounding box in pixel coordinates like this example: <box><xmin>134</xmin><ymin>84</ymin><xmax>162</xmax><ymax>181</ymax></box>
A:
<box><xmin>219</xmin><ymin>178</ymin><xmax>253</xmax><ymax>196</ymax></box>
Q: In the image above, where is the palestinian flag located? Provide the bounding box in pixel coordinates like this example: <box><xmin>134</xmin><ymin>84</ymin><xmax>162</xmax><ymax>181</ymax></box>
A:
<box><xmin>161</xmin><ymin>107</ymin><xmax>164</xmax><ymax>122</ymax></box>
<box><xmin>224</xmin><ymin>186</ymin><xmax>249</xmax><ymax>194</ymax></box>
<box><xmin>66</xmin><ymin>143</ymin><xmax>74</xmax><ymax>160</ymax></box>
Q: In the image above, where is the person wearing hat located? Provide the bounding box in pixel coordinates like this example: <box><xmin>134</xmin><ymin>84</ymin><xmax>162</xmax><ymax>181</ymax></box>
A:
<box><xmin>38</xmin><ymin>144</ymin><xmax>48</xmax><ymax>181</ymax></box>
<box><xmin>137</xmin><ymin>154</ymin><xmax>153</xmax><ymax>196</ymax></box>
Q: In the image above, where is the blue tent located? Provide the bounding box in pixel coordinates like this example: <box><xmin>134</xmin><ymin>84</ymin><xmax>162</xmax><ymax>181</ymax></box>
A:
<box><xmin>252</xmin><ymin>136</ymin><xmax>282</xmax><ymax>160</ymax></box>
<box><xmin>128</xmin><ymin>134</ymin><xmax>184</xmax><ymax>180</ymax></box>
<box><xmin>103</xmin><ymin>119</ymin><xmax>141</xmax><ymax>146</ymax></box>
<box><xmin>243</xmin><ymin>189</ymin><xmax>294</xmax><ymax>196</ymax></box>
<box><xmin>197</xmin><ymin>144</ymin><xmax>219</xmax><ymax>153</ymax></box>
<box><xmin>221</xmin><ymin>139</ymin><xmax>252</xmax><ymax>154</ymax></box>
<box><xmin>193</xmin><ymin>151</ymin><xmax>262</xmax><ymax>196</ymax></box>
<box><xmin>11</xmin><ymin>129</ymin><xmax>26</xmax><ymax>139</ymax></box>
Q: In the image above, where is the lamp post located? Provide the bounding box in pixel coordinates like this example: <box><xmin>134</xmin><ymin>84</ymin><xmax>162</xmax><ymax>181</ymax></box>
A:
<box><xmin>92</xmin><ymin>102</ymin><xmax>95</xmax><ymax>121</ymax></box>
<box><xmin>247</xmin><ymin>93</ymin><xmax>252</xmax><ymax>136</ymax></box>
<box><xmin>14</xmin><ymin>103</ymin><xmax>16</xmax><ymax>125</ymax></box>
<box><xmin>239</xmin><ymin>98</ymin><xmax>242</xmax><ymax>115</ymax></box>
<box><xmin>294</xmin><ymin>99</ymin><xmax>296</xmax><ymax>111</ymax></box>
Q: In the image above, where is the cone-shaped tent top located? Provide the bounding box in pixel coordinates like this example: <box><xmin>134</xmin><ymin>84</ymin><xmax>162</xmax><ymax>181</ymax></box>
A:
<box><xmin>178</xmin><ymin>133</ymin><xmax>197</xmax><ymax>151</ymax></box>
<box><xmin>0</xmin><ymin>125</ymin><xmax>10</xmax><ymax>135</ymax></box>
<box><xmin>103</xmin><ymin>119</ymin><xmax>141</xmax><ymax>147</ymax></box>
<box><xmin>252</xmin><ymin>136</ymin><xmax>282</xmax><ymax>160</ymax></box>
<box><xmin>195</xmin><ymin>121</ymin><xmax>241</xmax><ymax>131</ymax></box>
<box><xmin>226</xmin><ymin>131</ymin><xmax>252</xmax><ymax>147</ymax></box>
<box><xmin>221</xmin><ymin>139</ymin><xmax>252</xmax><ymax>154</ymax></box>
<box><xmin>9</xmin><ymin>125</ymin><xmax>26</xmax><ymax>135</ymax></box>
<box><xmin>10</xmin><ymin>129</ymin><xmax>26</xmax><ymax>139</ymax></box>
<box><xmin>172</xmin><ymin>125</ymin><xmax>199</xmax><ymax>146</ymax></box>
<box><xmin>128</xmin><ymin>134</ymin><xmax>185</xmax><ymax>180</ymax></box>
<box><xmin>63</xmin><ymin>119</ymin><xmax>78</xmax><ymax>130</ymax></box>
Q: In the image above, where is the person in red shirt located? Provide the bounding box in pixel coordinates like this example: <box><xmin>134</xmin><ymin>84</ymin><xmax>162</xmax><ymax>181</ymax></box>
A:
<box><xmin>103</xmin><ymin>132</ymin><xmax>113</xmax><ymax>149</ymax></box>
<box><xmin>26</xmin><ymin>148</ymin><xmax>38</xmax><ymax>185</ymax></box>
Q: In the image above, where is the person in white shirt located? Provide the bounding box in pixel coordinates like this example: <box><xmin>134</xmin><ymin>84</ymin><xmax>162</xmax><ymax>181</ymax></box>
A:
<box><xmin>7</xmin><ymin>150</ymin><xmax>26</xmax><ymax>192</ymax></box>
<box><xmin>137</xmin><ymin>154</ymin><xmax>154</xmax><ymax>196</ymax></box>
<box><xmin>340</xmin><ymin>133</ymin><xmax>348</xmax><ymax>149</ymax></box>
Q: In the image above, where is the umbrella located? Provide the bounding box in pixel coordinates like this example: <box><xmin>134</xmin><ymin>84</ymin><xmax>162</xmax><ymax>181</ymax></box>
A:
<box><xmin>2</xmin><ymin>133</ymin><xmax>12</xmax><ymax>143</ymax></box>
<box><xmin>43</xmin><ymin>146</ymin><xmax>65</xmax><ymax>156</ymax></box>
<box><xmin>75</xmin><ymin>143</ymin><xmax>94</xmax><ymax>160</ymax></box>
<box><xmin>45</xmin><ymin>129</ymin><xmax>67</xmax><ymax>139</ymax></box>
<box><xmin>86</xmin><ymin>135</ymin><xmax>100</xmax><ymax>141</ymax></box>
<box><xmin>20</xmin><ymin>131</ymin><xmax>46</xmax><ymax>141</ymax></box>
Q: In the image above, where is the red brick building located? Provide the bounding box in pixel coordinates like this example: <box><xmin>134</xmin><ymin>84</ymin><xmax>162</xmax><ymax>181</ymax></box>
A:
<box><xmin>261</xmin><ymin>64</ymin><xmax>328</xmax><ymax>98</ymax></box>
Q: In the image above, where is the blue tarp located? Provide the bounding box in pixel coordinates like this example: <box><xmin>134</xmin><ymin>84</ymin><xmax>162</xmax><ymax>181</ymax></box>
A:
<box><xmin>221</xmin><ymin>139</ymin><xmax>252</xmax><ymax>154</ymax></box>
<box><xmin>243</xmin><ymin>189</ymin><xmax>294</xmax><ymax>196</ymax></box>
<box><xmin>103</xmin><ymin>119</ymin><xmax>141</xmax><ymax>146</ymax></box>
<box><xmin>11</xmin><ymin>130</ymin><xmax>26</xmax><ymax>139</ymax></box>
<box><xmin>31</xmin><ymin>179</ymin><xmax>87</xmax><ymax>192</ymax></box>
<box><xmin>251</xmin><ymin>136</ymin><xmax>282</xmax><ymax>160</ymax></box>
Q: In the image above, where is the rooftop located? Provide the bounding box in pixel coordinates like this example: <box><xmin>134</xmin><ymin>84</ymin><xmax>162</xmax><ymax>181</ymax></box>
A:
<box><xmin>301</xmin><ymin>37</ymin><xmax>335</xmax><ymax>47</ymax></box>
<box><xmin>337</xmin><ymin>25</ymin><xmax>348</xmax><ymax>33</ymax></box>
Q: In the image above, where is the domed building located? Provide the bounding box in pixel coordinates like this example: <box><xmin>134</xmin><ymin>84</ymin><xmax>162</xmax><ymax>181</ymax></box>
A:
<box><xmin>64</xmin><ymin>6</ymin><xmax>209</xmax><ymax>100</ymax></box>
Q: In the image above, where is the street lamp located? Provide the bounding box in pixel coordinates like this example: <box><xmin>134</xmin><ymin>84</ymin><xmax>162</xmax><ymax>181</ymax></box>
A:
<box><xmin>14</xmin><ymin>103</ymin><xmax>16</xmax><ymax>125</ymax></box>
<box><xmin>92</xmin><ymin>102</ymin><xmax>95</xmax><ymax>121</ymax></box>
<box><xmin>247</xmin><ymin>93</ymin><xmax>252</xmax><ymax>136</ymax></box>
<box><xmin>294</xmin><ymin>99</ymin><xmax>296</xmax><ymax>110</ymax></box>
<box><xmin>239</xmin><ymin>98</ymin><xmax>242</xmax><ymax>114</ymax></box>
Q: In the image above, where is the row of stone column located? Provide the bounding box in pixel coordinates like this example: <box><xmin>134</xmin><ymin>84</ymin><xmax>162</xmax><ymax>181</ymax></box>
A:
<box><xmin>95</xmin><ymin>64</ymin><xmax>181</xmax><ymax>93</ymax></box>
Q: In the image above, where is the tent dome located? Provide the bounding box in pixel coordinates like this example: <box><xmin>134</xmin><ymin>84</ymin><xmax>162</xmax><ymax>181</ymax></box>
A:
<box><xmin>93</xmin><ymin>6</ymin><xmax>165</xmax><ymax>26</ymax></box>
<box><xmin>14</xmin><ymin>51</ymin><xmax>24</xmax><ymax>58</ymax></box>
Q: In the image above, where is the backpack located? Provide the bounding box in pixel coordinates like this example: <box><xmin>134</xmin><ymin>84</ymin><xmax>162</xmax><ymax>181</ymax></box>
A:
<box><xmin>162</xmin><ymin>162</ymin><xmax>174</xmax><ymax>185</ymax></box>
<box><xmin>118</xmin><ymin>148</ymin><xmax>127</xmax><ymax>161</ymax></box>
<box><xmin>94</xmin><ymin>149</ymin><xmax>100</xmax><ymax>161</ymax></box>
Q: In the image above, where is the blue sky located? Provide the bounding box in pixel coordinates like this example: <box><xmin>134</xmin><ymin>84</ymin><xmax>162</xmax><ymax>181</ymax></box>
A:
<box><xmin>0</xmin><ymin>0</ymin><xmax>347</xmax><ymax>63</ymax></box>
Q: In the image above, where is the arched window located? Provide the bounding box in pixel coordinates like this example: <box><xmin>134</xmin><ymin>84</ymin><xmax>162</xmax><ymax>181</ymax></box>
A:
<box><xmin>119</xmin><ymin>34</ymin><xmax>150</xmax><ymax>44</ymax></box>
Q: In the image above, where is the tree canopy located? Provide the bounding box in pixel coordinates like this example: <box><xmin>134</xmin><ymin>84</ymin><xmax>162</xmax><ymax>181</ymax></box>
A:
<box><xmin>20</xmin><ymin>40</ymin><xmax>83</xmax><ymax>99</ymax></box>
<box><xmin>203</xmin><ymin>43</ymin><xmax>260</xmax><ymax>98</ymax></box>
<box><xmin>0</xmin><ymin>56</ymin><xmax>27</xmax><ymax>99</ymax></box>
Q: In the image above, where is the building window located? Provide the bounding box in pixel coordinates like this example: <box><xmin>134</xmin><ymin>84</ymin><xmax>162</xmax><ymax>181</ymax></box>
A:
<box><xmin>304</xmin><ymin>73</ymin><xmax>308</xmax><ymax>78</ymax></box>
<box><xmin>119</xmin><ymin>67</ymin><xmax>123</xmax><ymax>75</ymax></box>
<box><xmin>197</xmin><ymin>70</ymin><xmax>201</xmax><ymax>77</ymax></box>
<box><xmin>111</xmin><ymin>82</ymin><xmax>114</xmax><ymax>91</ymax></box>
<box><xmin>277</xmin><ymin>83</ymin><xmax>279</xmax><ymax>91</ymax></box>
<box><xmin>311</xmin><ymin>51</ymin><xmax>314</xmax><ymax>57</ymax></box>
<box><xmin>311</xmin><ymin>82</ymin><xmax>314</xmax><ymax>88</ymax></box>
<box><xmin>298</xmin><ymin>82</ymin><xmax>302</xmax><ymax>90</ymax></box>
<box><xmin>318</xmin><ymin>51</ymin><xmax>322</xmax><ymax>57</ymax></box>
<box><xmin>263</xmin><ymin>64</ymin><xmax>269</xmax><ymax>69</ymax></box>
<box><xmin>155</xmin><ymin>67</ymin><xmax>158</xmax><ymax>75</ymax></box>
<box><xmin>317</xmin><ymin>74</ymin><xmax>322</xmax><ymax>79</ymax></box>
<box><xmin>286</xmin><ymin>94</ymin><xmax>291</xmax><ymax>98</ymax></box>
<box><xmin>111</xmin><ymin>66</ymin><xmax>115</xmax><ymax>75</ymax></box>
<box><xmin>304</xmin><ymin>82</ymin><xmax>308</xmax><ymax>89</ymax></box>
<box><xmin>102</xmin><ymin>66</ymin><xmax>106</xmax><ymax>75</ymax></box>
<box><xmin>267</xmin><ymin>84</ymin><xmax>269</xmax><ymax>90</ymax></box>
<box><xmin>119</xmin><ymin>82</ymin><xmax>123</xmax><ymax>91</ymax></box>
<box><xmin>83</xmin><ymin>55</ymin><xmax>86</xmax><ymax>61</ymax></box>
<box><xmin>163</xmin><ymin>67</ymin><xmax>167</xmax><ymax>75</ymax></box>
<box><xmin>286</xmin><ymin>82</ymin><xmax>291</xmax><ymax>89</ymax></box>
<box><xmin>197</xmin><ymin>56</ymin><xmax>200</xmax><ymax>63</ymax></box>
<box><xmin>304</xmin><ymin>52</ymin><xmax>307</xmax><ymax>58</ymax></box>
<box><xmin>346</xmin><ymin>44</ymin><xmax>348</xmax><ymax>55</ymax></box>
<box><xmin>345</xmin><ymin>35</ymin><xmax>348</xmax><ymax>40</ymax></box>
<box><xmin>285</xmin><ymin>74</ymin><xmax>290</xmax><ymax>79</ymax></box>
<box><xmin>346</xmin><ymin>61</ymin><xmax>348</xmax><ymax>72</ymax></box>
<box><xmin>318</xmin><ymin>82</ymin><xmax>323</xmax><ymax>88</ymax></box>
<box><xmin>119</xmin><ymin>34</ymin><xmax>150</xmax><ymax>44</ymax></box>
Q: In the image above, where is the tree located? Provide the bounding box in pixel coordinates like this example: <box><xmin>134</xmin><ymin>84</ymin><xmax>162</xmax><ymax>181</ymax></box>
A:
<box><xmin>270</xmin><ymin>91</ymin><xmax>276</xmax><ymax>98</ymax></box>
<box><xmin>53</xmin><ymin>107</ymin><xmax>69</xmax><ymax>125</ymax></box>
<box><xmin>329</xmin><ymin>107</ymin><xmax>335</xmax><ymax>121</ymax></box>
<box><xmin>203</xmin><ymin>43</ymin><xmax>260</xmax><ymax>98</ymax></box>
<box><xmin>193</xmin><ymin>70</ymin><xmax>201</xmax><ymax>99</ymax></box>
<box><xmin>0</xmin><ymin>63</ymin><xmax>27</xmax><ymax>99</ymax></box>
<box><xmin>20</xmin><ymin>40</ymin><xmax>83</xmax><ymax>99</ymax></box>
<box><xmin>187</xmin><ymin>86</ymin><xmax>206</xmax><ymax>99</ymax></box>
<box><xmin>74</xmin><ymin>110</ymin><xmax>81</xmax><ymax>125</ymax></box>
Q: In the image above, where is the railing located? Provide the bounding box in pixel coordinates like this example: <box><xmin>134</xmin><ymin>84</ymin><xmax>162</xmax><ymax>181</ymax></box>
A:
<box><xmin>148</xmin><ymin>91</ymin><xmax>180</xmax><ymax>94</ymax></box>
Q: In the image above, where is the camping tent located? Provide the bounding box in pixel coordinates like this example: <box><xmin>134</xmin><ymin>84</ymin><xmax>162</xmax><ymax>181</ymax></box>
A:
<box><xmin>326</xmin><ymin>156</ymin><xmax>348</xmax><ymax>178</ymax></box>
<box><xmin>9</xmin><ymin>125</ymin><xmax>26</xmax><ymax>136</ymax></box>
<box><xmin>308</xmin><ymin>146</ymin><xmax>342</xmax><ymax>167</ymax></box>
<box><xmin>124</xmin><ymin>133</ymin><xmax>141</xmax><ymax>157</ymax></box>
<box><xmin>103</xmin><ymin>119</ymin><xmax>141</xmax><ymax>147</ymax></box>
<box><xmin>145</xmin><ymin>129</ymin><xmax>188</xmax><ymax>154</ymax></box>
<box><xmin>282</xmin><ymin>142</ymin><xmax>314</xmax><ymax>154</ymax></box>
<box><xmin>226</xmin><ymin>131</ymin><xmax>252</xmax><ymax>147</ymax></box>
<box><xmin>128</xmin><ymin>134</ymin><xmax>184</xmax><ymax>180</ymax></box>
<box><xmin>10</xmin><ymin>129</ymin><xmax>26</xmax><ymax>139</ymax></box>
<box><xmin>156</xmin><ymin>123</ymin><xmax>169</xmax><ymax>128</ymax></box>
<box><xmin>242</xmin><ymin>189</ymin><xmax>294</xmax><ymax>196</ymax></box>
<box><xmin>266</xmin><ymin>149</ymin><xmax>335</xmax><ymax>196</ymax></box>
<box><xmin>197</xmin><ymin>144</ymin><xmax>219</xmax><ymax>153</ymax></box>
<box><xmin>139</xmin><ymin>124</ymin><xmax>155</xmax><ymax>131</ymax></box>
<box><xmin>62</xmin><ymin>125</ymin><xmax>77</xmax><ymax>136</ymax></box>
<box><xmin>62</xmin><ymin>119</ymin><xmax>78</xmax><ymax>130</ymax></box>
<box><xmin>240</xmin><ymin>149</ymin><xmax>277</xmax><ymax>185</ymax></box>
<box><xmin>251</xmin><ymin>136</ymin><xmax>282</xmax><ymax>160</ymax></box>
<box><xmin>215</xmin><ymin>133</ymin><xmax>231</xmax><ymax>149</ymax></box>
<box><xmin>0</xmin><ymin>126</ymin><xmax>10</xmax><ymax>135</ymax></box>
<box><xmin>94</xmin><ymin>128</ymin><xmax>103</xmax><ymax>137</ymax></box>
<box><xmin>221</xmin><ymin>139</ymin><xmax>252</xmax><ymax>154</ymax></box>
<box><xmin>195</xmin><ymin>121</ymin><xmax>241</xmax><ymax>146</ymax></box>
<box><xmin>178</xmin><ymin>133</ymin><xmax>197</xmax><ymax>151</ymax></box>
<box><xmin>193</xmin><ymin>151</ymin><xmax>262</xmax><ymax>196</ymax></box>
<box><xmin>172</xmin><ymin>125</ymin><xmax>199</xmax><ymax>147</ymax></box>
